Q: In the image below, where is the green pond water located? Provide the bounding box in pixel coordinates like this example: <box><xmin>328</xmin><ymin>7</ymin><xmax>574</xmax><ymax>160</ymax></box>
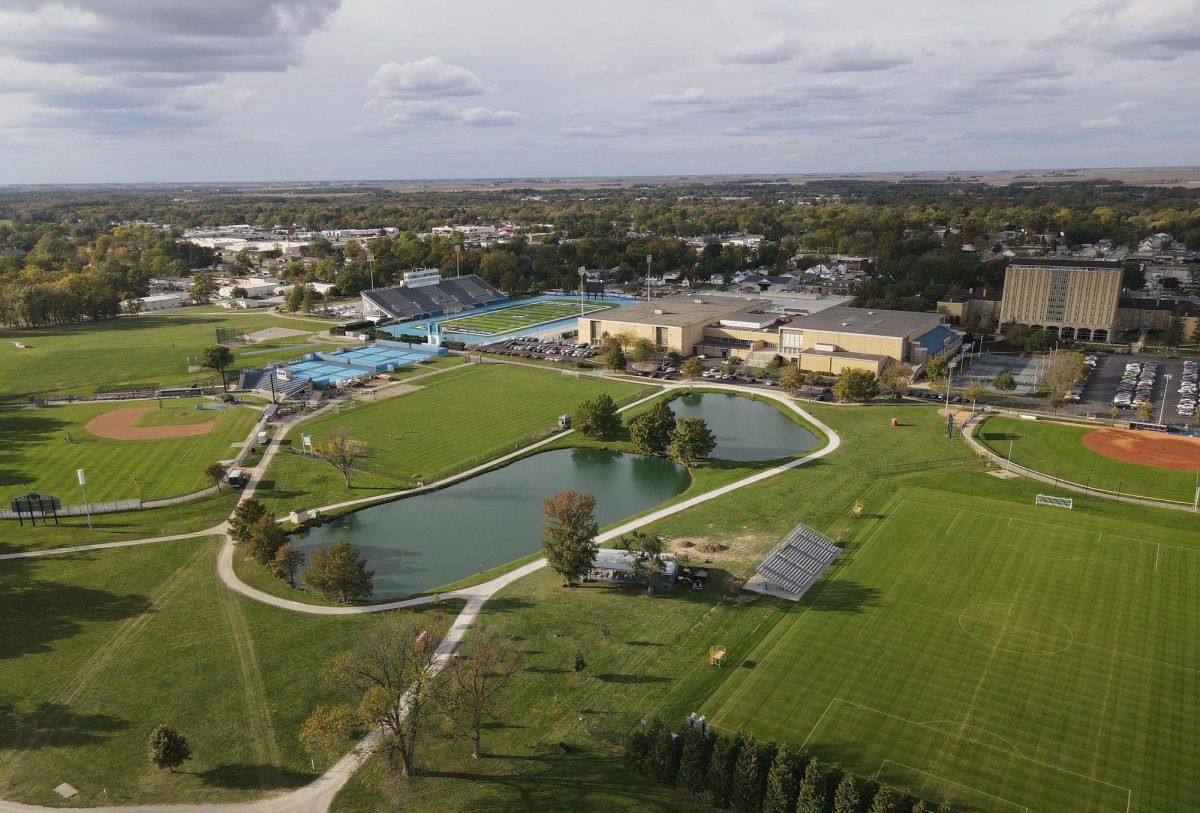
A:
<box><xmin>293</xmin><ymin>392</ymin><xmax>819</xmax><ymax>598</ymax></box>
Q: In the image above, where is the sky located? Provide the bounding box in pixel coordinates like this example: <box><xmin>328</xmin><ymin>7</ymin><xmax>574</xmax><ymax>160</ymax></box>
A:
<box><xmin>0</xmin><ymin>0</ymin><xmax>1197</xmax><ymax>183</ymax></box>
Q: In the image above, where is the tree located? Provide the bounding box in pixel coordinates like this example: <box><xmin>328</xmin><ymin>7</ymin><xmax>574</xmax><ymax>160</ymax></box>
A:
<box><xmin>670</xmin><ymin>417</ymin><xmax>717</xmax><ymax>468</ymax></box>
<box><xmin>302</xmin><ymin>285</ymin><xmax>317</xmax><ymax>314</ymax></box>
<box><xmin>627</xmin><ymin>531</ymin><xmax>667</xmax><ymax>595</ymax></box>
<box><xmin>445</xmin><ymin>626</ymin><xmax>520</xmax><ymax>759</ymax></box>
<box><xmin>270</xmin><ymin>542</ymin><xmax>306</xmax><ymax>586</ymax></box>
<box><xmin>1138</xmin><ymin>400</ymin><xmax>1154</xmax><ymax>422</ymax></box>
<box><xmin>833</xmin><ymin>368</ymin><xmax>880</xmax><ymax>401</ymax></box>
<box><xmin>780</xmin><ymin>366</ymin><xmax>804</xmax><ymax>394</ymax></box>
<box><xmin>647</xmin><ymin>719</ymin><xmax>682</xmax><ymax>785</ymax></box>
<box><xmin>315</xmin><ymin>431</ymin><xmax>367</xmax><ymax>487</ymax></box>
<box><xmin>201</xmin><ymin>344</ymin><xmax>235</xmax><ymax>393</ymax></box>
<box><xmin>190</xmin><ymin>273</ymin><xmax>217</xmax><ymax>302</ymax></box>
<box><xmin>681</xmin><ymin>357</ymin><xmax>704</xmax><ymax>380</ymax></box>
<box><xmin>203</xmin><ymin>462</ymin><xmax>227</xmax><ymax>491</ymax></box>
<box><xmin>923</xmin><ymin>355</ymin><xmax>949</xmax><ymax>382</ymax></box>
<box><xmin>869</xmin><ymin>785</ymin><xmax>906</xmax><ymax>813</ymax></box>
<box><xmin>1193</xmin><ymin>318</ymin><xmax>1200</xmax><ymax>345</ymax></box>
<box><xmin>762</xmin><ymin>745</ymin><xmax>799</xmax><ymax>813</ymax></box>
<box><xmin>703</xmin><ymin>732</ymin><xmax>741</xmax><ymax>808</ymax></box>
<box><xmin>795</xmin><ymin>759</ymin><xmax>828</xmax><ymax>813</ymax></box>
<box><xmin>246</xmin><ymin>513</ymin><xmax>286</xmax><ymax>565</ymax></box>
<box><xmin>605</xmin><ymin>343</ymin><xmax>627</xmax><ymax>371</ymax></box>
<box><xmin>1164</xmin><ymin>315</ymin><xmax>1184</xmax><ymax>349</ymax></box>
<box><xmin>832</xmin><ymin>773</ymin><xmax>861</xmax><ymax>813</ymax></box>
<box><xmin>122</xmin><ymin>294</ymin><xmax>142</xmax><ymax>316</ymax></box>
<box><xmin>572</xmin><ymin>394</ymin><xmax>621</xmax><ymax>439</ymax></box>
<box><xmin>1025</xmin><ymin>329</ymin><xmax>1056</xmax><ymax>351</ymax></box>
<box><xmin>147</xmin><ymin>724</ymin><xmax>192</xmax><ymax>772</ymax></box>
<box><xmin>540</xmin><ymin>488</ymin><xmax>599</xmax><ymax>587</ymax></box>
<box><xmin>302</xmin><ymin>540</ymin><xmax>374</xmax><ymax>603</ymax></box>
<box><xmin>993</xmin><ymin>370</ymin><xmax>1017</xmax><ymax>392</ymax></box>
<box><xmin>1003</xmin><ymin>323</ymin><xmax>1030</xmax><ymax>347</ymax></box>
<box><xmin>730</xmin><ymin>733</ymin><xmax>763</xmax><ymax>813</ymax></box>
<box><xmin>665</xmin><ymin>351</ymin><xmax>683</xmax><ymax>368</ymax></box>
<box><xmin>230</xmin><ymin>286</ymin><xmax>248</xmax><ymax>299</ymax></box>
<box><xmin>628</xmin><ymin>400</ymin><xmax>676</xmax><ymax>456</ymax></box>
<box><xmin>675</xmin><ymin>726</ymin><xmax>711</xmax><ymax>796</ymax></box>
<box><xmin>878</xmin><ymin>364</ymin><xmax>913</xmax><ymax>399</ymax></box>
<box><xmin>1042</xmin><ymin>351</ymin><xmax>1087</xmax><ymax>411</ymax></box>
<box><xmin>230</xmin><ymin>497</ymin><xmax>269</xmax><ymax>543</ymax></box>
<box><xmin>632</xmin><ymin>337</ymin><xmax>655</xmax><ymax>364</ymax></box>
<box><xmin>285</xmin><ymin>284</ymin><xmax>306</xmax><ymax>312</ymax></box>
<box><xmin>306</xmin><ymin>612</ymin><xmax>445</xmax><ymax>779</ymax></box>
<box><xmin>963</xmin><ymin>380</ymin><xmax>986</xmax><ymax>413</ymax></box>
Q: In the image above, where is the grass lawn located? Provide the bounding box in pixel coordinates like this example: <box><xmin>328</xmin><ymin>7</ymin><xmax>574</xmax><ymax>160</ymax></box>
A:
<box><xmin>0</xmin><ymin>400</ymin><xmax>260</xmax><ymax>502</ymax></box>
<box><xmin>976</xmin><ymin>415</ymin><xmax>1199</xmax><ymax>502</ymax></box>
<box><xmin>333</xmin><ymin>402</ymin><xmax>1200</xmax><ymax>812</ymax></box>
<box><xmin>439</xmin><ymin>301</ymin><xmax>615</xmax><ymax>336</ymax></box>
<box><xmin>0</xmin><ymin>536</ymin><xmax>446</xmax><ymax>807</ymax></box>
<box><xmin>255</xmin><ymin>364</ymin><xmax>652</xmax><ymax>515</ymax></box>
<box><xmin>0</xmin><ymin>491</ymin><xmax>239</xmax><ymax>554</ymax></box>
<box><xmin>387</xmin><ymin>354</ymin><xmax>467</xmax><ymax>379</ymax></box>
<box><xmin>0</xmin><ymin>310</ymin><xmax>325</xmax><ymax>400</ymax></box>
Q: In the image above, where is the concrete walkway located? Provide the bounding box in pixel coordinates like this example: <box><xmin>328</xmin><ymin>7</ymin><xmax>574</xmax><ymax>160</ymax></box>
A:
<box><xmin>0</xmin><ymin>380</ymin><xmax>841</xmax><ymax>813</ymax></box>
<box><xmin>0</xmin><ymin>525</ymin><xmax>227</xmax><ymax>561</ymax></box>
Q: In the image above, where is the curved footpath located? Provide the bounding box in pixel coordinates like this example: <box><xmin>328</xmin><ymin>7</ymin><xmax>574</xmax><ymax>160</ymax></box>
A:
<box><xmin>0</xmin><ymin>381</ymin><xmax>840</xmax><ymax>813</ymax></box>
<box><xmin>960</xmin><ymin>412</ymin><xmax>1197</xmax><ymax>513</ymax></box>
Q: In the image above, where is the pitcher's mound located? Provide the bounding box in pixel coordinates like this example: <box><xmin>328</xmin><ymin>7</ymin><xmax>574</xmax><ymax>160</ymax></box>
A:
<box><xmin>86</xmin><ymin>406</ymin><xmax>217</xmax><ymax>440</ymax></box>
<box><xmin>1081</xmin><ymin>428</ymin><xmax>1200</xmax><ymax>470</ymax></box>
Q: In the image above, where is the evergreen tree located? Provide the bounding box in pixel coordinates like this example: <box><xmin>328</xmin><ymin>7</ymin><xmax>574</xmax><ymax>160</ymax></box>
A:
<box><xmin>762</xmin><ymin>745</ymin><xmax>799</xmax><ymax>813</ymax></box>
<box><xmin>648</xmin><ymin>722</ymin><xmax>681</xmax><ymax>784</ymax></box>
<box><xmin>910</xmin><ymin>801</ymin><xmax>929</xmax><ymax>813</ymax></box>
<box><xmin>868</xmin><ymin>785</ymin><xmax>905</xmax><ymax>813</ymax></box>
<box><xmin>731</xmin><ymin>734</ymin><xmax>763</xmax><ymax>813</ymax></box>
<box><xmin>703</xmin><ymin>731</ymin><xmax>740</xmax><ymax>808</ymax></box>
<box><xmin>638</xmin><ymin>718</ymin><xmax>666</xmax><ymax>776</ymax></box>
<box><xmin>675</xmin><ymin>725</ymin><xmax>711</xmax><ymax>796</ymax></box>
<box><xmin>624</xmin><ymin>727</ymin><xmax>651</xmax><ymax>774</ymax></box>
<box><xmin>229</xmin><ymin>497</ymin><xmax>269</xmax><ymax>543</ymax></box>
<box><xmin>833</xmin><ymin>774</ymin><xmax>862</xmax><ymax>813</ymax></box>
<box><xmin>795</xmin><ymin>758</ymin><xmax>828</xmax><ymax>813</ymax></box>
<box><xmin>605</xmin><ymin>343</ymin><xmax>627</xmax><ymax>371</ymax></box>
<box><xmin>572</xmin><ymin>394</ymin><xmax>622</xmax><ymax>438</ymax></box>
<box><xmin>246</xmin><ymin>512</ymin><xmax>285</xmax><ymax>565</ymax></box>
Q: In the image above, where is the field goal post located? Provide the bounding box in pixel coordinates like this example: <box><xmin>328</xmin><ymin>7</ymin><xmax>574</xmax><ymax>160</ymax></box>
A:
<box><xmin>1035</xmin><ymin>494</ymin><xmax>1074</xmax><ymax>510</ymax></box>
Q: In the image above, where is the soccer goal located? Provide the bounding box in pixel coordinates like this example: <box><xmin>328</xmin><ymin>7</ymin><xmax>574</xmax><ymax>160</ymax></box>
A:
<box><xmin>1035</xmin><ymin>494</ymin><xmax>1074</xmax><ymax>510</ymax></box>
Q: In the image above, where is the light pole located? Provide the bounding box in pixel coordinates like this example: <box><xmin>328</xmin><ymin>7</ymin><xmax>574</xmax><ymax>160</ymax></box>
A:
<box><xmin>578</xmin><ymin>267</ymin><xmax>587</xmax><ymax>317</ymax></box>
<box><xmin>646</xmin><ymin>254</ymin><xmax>652</xmax><ymax>301</ymax></box>
<box><xmin>455</xmin><ymin>244</ymin><xmax>462</xmax><ymax>278</ymax></box>
<box><xmin>944</xmin><ymin>357</ymin><xmax>958</xmax><ymax>440</ymax></box>
<box><xmin>77</xmin><ymin>468</ymin><xmax>92</xmax><ymax>532</ymax></box>
<box><xmin>1158</xmin><ymin>373</ymin><xmax>1172</xmax><ymax>425</ymax></box>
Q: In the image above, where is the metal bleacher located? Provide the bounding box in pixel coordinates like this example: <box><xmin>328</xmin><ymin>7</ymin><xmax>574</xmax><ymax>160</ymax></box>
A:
<box><xmin>754</xmin><ymin>523</ymin><xmax>841</xmax><ymax>598</ymax></box>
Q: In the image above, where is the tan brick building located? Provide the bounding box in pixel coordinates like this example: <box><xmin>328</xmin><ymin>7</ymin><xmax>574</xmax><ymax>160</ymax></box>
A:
<box><xmin>997</xmin><ymin>258</ymin><xmax>1124</xmax><ymax>342</ymax></box>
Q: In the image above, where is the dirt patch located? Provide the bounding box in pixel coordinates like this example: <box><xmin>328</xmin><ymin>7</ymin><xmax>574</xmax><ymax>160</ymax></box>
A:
<box><xmin>86</xmin><ymin>406</ymin><xmax>218</xmax><ymax>440</ymax></box>
<box><xmin>247</xmin><ymin>327</ymin><xmax>309</xmax><ymax>342</ymax></box>
<box><xmin>1081</xmin><ymin>428</ymin><xmax>1200</xmax><ymax>470</ymax></box>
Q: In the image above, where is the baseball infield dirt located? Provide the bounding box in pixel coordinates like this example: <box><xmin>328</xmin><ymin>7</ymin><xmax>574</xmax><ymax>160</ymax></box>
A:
<box><xmin>85</xmin><ymin>406</ymin><xmax>217</xmax><ymax>440</ymax></box>
<box><xmin>1081</xmin><ymin>428</ymin><xmax>1200</xmax><ymax>470</ymax></box>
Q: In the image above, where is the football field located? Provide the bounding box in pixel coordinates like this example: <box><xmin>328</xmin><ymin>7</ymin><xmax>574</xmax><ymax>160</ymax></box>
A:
<box><xmin>439</xmin><ymin>300</ymin><xmax>614</xmax><ymax>335</ymax></box>
<box><xmin>702</xmin><ymin>486</ymin><xmax>1200</xmax><ymax>812</ymax></box>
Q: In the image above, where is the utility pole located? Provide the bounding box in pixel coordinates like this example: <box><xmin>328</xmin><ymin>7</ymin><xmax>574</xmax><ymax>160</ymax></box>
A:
<box><xmin>77</xmin><ymin>468</ymin><xmax>92</xmax><ymax>532</ymax></box>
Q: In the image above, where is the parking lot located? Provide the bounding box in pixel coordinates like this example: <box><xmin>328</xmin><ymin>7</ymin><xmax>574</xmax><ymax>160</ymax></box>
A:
<box><xmin>478</xmin><ymin>336</ymin><xmax>599</xmax><ymax>362</ymax></box>
<box><xmin>1065</xmin><ymin>353</ymin><xmax>1196</xmax><ymax>426</ymax></box>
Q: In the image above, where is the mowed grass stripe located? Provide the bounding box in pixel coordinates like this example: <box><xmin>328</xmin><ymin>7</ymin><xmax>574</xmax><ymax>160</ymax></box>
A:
<box><xmin>705</xmin><ymin>485</ymin><xmax>1200</xmax><ymax>812</ymax></box>
<box><xmin>257</xmin><ymin>364</ymin><xmax>651</xmax><ymax>514</ymax></box>
<box><xmin>0</xmin><ymin>400</ymin><xmax>259</xmax><ymax>502</ymax></box>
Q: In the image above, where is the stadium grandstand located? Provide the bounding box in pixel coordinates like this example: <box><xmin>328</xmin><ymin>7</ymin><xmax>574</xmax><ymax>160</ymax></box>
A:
<box><xmin>361</xmin><ymin>269</ymin><xmax>506</xmax><ymax>322</ymax></box>
<box><xmin>744</xmin><ymin>522</ymin><xmax>842</xmax><ymax>600</ymax></box>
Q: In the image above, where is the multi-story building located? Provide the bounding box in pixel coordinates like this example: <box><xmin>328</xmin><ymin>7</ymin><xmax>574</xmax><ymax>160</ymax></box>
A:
<box><xmin>997</xmin><ymin>258</ymin><xmax>1124</xmax><ymax>342</ymax></box>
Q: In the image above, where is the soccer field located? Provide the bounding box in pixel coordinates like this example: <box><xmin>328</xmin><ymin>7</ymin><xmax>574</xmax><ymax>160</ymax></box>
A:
<box><xmin>439</xmin><ymin>300</ymin><xmax>615</xmax><ymax>336</ymax></box>
<box><xmin>702</xmin><ymin>486</ymin><xmax>1200</xmax><ymax>812</ymax></box>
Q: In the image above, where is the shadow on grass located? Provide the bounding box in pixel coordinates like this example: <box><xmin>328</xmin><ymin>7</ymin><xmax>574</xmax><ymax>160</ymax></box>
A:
<box><xmin>802</xmin><ymin>580</ymin><xmax>883</xmax><ymax>614</ymax></box>
<box><xmin>0</xmin><ymin>702</ymin><xmax>130</xmax><ymax>751</ymax></box>
<box><xmin>593</xmin><ymin>673</ymin><xmax>670</xmax><ymax>684</ymax></box>
<box><xmin>195</xmin><ymin>763</ymin><xmax>313</xmax><ymax>790</ymax></box>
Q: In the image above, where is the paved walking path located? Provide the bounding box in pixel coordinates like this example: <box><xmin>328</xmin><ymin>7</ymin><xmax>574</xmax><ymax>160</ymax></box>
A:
<box><xmin>0</xmin><ymin>379</ymin><xmax>840</xmax><ymax>813</ymax></box>
<box><xmin>0</xmin><ymin>526</ymin><xmax>227</xmax><ymax>561</ymax></box>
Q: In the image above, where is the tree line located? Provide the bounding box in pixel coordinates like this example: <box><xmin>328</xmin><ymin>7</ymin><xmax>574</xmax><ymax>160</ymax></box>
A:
<box><xmin>626</xmin><ymin>717</ymin><xmax>951</xmax><ymax>813</ymax></box>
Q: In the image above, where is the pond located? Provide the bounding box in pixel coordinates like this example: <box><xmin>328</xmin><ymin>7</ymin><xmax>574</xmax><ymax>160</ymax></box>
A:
<box><xmin>667</xmin><ymin>391</ymin><xmax>820</xmax><ymax>461</ymax></box>
<box><xmin>292</xmin><ymin>448</ymin><xmax>690</xmax><ymax>598</ymax></box>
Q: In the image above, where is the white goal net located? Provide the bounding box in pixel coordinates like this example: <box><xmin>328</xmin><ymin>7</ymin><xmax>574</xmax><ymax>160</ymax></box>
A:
<box><xmin>1035</xmin><ymin>494</ymin><xmax>1074</xmax><ymax>510</ymax></box>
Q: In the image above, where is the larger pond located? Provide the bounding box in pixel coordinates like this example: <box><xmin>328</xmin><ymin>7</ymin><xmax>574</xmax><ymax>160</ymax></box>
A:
<box><xmin>667</xmin><ymin>391</ymin><xmax>820</xmax><ymax>461</ymax></box>
<box><xmin>293</xmin><ymin>448</ymin><xmax>690</xmax><ymax>598</ymax></box>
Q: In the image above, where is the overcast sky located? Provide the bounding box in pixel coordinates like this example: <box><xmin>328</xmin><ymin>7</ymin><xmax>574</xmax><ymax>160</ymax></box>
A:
<box><xmin>0</xmin><ymin>0</ymin><xmax>1196</xmax><ymax>183</ymax></box>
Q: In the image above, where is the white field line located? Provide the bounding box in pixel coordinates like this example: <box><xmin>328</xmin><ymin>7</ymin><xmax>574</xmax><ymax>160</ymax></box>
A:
<box><xmin>877</xmin><ymin>759</ymin><xmax>1029</xmax><ymax>813</ymax></box>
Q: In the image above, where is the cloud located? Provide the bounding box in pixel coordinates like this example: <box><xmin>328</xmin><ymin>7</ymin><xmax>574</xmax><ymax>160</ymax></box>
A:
<box><xmin>461</xmin><ymin>107</ymin><xmax>524</xmax><ymax>127</ymax></box>
<box><xmin>368</xmin><ymin>57</ymin><xmax>487</xmax><ymax>97</ymax></box>
<box><xmin>800</xmin><ymin>42</ymin><xmax>911</xmax><ymax>72</ymax></box>
<box><xmin>1063</xmin><ymin>0</ymin><xmax>1200</xmax><ymax>61</ymax></box>
<box><xmin>1082</xmin><ymin>115</ymin><xmax>1121</xmax><ymax>129</ymax></box>
<box><xmin>717</xmin><ymin>34</ymin><xmax>798</xmax><ymax>65</ymax></box>
<box><xmin>560</xmin><ymin>120</ymin><xmax>650</xmax><ymax>139</ymax></box>
<box><xmin>0</xmin><ymin>1</ymin><xmax>340</xmax><ymax>133</ymax></box>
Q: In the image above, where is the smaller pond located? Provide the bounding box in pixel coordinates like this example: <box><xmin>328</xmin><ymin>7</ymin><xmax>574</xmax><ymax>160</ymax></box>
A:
<box><xmin>668</xmin><ymin>391</ymin><xmax>820</xmax><ymax>461</ymax></box>
<box><xmin>292</xmin><ymin>448</ymin><xmax>689</xmax><ymax>598</ymax></box>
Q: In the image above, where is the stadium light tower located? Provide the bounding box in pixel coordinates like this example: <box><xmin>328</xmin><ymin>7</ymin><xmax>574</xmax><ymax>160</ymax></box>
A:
<box><xmin>455</xmin><ymin>244</ymin><xmax>462</xmax><ymax>278</ymax></box>
<box><xmin>646</xmin><ymin>254</ymin><xmax>652</xmax><ymax>301</ymax></box>
<box><xmin>77</xmin><ymin>468</ymin><xmax>92</xmax><ymax>532</ymax></box>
